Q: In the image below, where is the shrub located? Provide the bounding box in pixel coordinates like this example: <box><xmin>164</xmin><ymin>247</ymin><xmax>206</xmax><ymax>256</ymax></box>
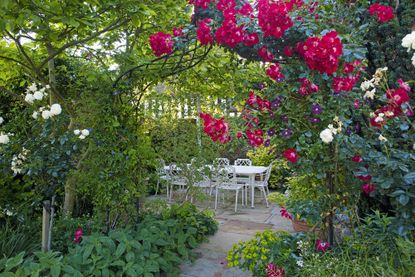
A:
<box><xmin>227</xmin><ymin>230</ymin><xmax>305</xmax><ymax>276</ymax></box>
<box><xmin>0</xmin><ymin>203</ymin><xmax>218</xmax><ymax>276</ymax></box>
<box><xmin>0</xmin><ymin>222</ymin><xmax>39</xmax><ymax>259</ymax></box>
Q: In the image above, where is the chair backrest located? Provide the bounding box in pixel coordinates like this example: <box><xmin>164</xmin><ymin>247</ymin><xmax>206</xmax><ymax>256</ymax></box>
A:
<box><xmin>235</xmin><ymin>158</ymin><xmax>252</xmax><ymax>166</ymax></box>
<box><xmin>215</xmin><ymin>158</ymin><xmax>230</xmax><ymax>166</ymax></box>
<box><xmin>264</xmin><ymin>161</ymin><xmax>274</xmax><ymax>183</ymax></box>
<box><xmin>217</xmin><ymin>165</ymin><xmax>236</xmax><ymax>184</ymax></box>
<box><xmin>157</xmin><ymin>159</ymin><xmax>168</xmax><ymax>176</ymax></box>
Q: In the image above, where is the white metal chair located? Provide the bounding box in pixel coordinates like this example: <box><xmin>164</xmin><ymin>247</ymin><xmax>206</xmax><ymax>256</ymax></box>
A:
<box><xmin>214</xmin><ymin>166</ymin><xmax>244</xmax><ymax>212</ymax></box>
<box><xmin>235</xmin><ymin>158</ymin><xmax>252</xmax><ymax>166</ymax></box>
<box><xmin>155</xmin><ymin>159</ymin><xmax>171</xmax><ymax>196</ymax></box>
<box><xmin>252</xmin><ymin>162</ymin><xmax>273</xmax><ymax>207</ymax></box>
<box><xmin>215</xmin><ymin>158</ymin><xmax>230</xmax><ymax>166</ymax></box>
<box><xmin>168</xmin><ymin>163</ymin><xmax>187</xmax><ymax>201</ymax></box>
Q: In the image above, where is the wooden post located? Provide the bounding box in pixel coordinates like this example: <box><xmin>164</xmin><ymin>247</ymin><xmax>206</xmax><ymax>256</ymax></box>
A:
<box><xmin>41</xmin><ymin>200</ymin><xmax>51</xmax><ymax>252</ymax></box>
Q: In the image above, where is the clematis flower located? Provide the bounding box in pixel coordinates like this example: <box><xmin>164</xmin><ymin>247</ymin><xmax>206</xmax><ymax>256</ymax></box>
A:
<box><xmin>74</xmin><ymin>228</ymin><xmax>83</xmax><ymax>243</ymax></box>
<box><xmin>281</xmin><ymin>128</ymin><xmax>293</xmax><ymax>138</ymax></box>
<box><xmin>311</xmin><ymin>103</ymin><xmax>323</xmax><ymax>115</ymax></box>
<box><xmin>283</xmin><ymin>148</ymin><xmax>298</xmax><ymax>163</ymax></box>
<box><xmin>316</xmin><ymin>240</ymin><xmax>330</xmax><ymax>252</ymax></box>
<box><xmin>361</xmin><ymin>183</ymin><xmax>376</xmax><ymax>195</ymax></box>
<box><xmin>266</xmin><ymin>263</ymin><xmax>285</xmax><ymax>277</ymax></box>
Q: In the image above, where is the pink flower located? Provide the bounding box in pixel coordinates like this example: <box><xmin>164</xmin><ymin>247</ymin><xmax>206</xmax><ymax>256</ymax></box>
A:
<box><xmin>280</xmin><ymin>207</ymin><xmax>292</xmax><ymax>220</ymax></box>
<box><xmin>258</xmin><ymin>0</ymin><xmax>293</xmax><ymax>39</ymax></box>
<box><xmin>243</xmin><ymin>32</ymin><xmax>259</xmax><ymax>47</ymax></box>
<box><xmin>357</xmin><ymin>175</ymin><xmax>372</xmax><ymax>181</ymax></box>
<box><xmin>386</xmin><ymin>88</ymin><xmax>410</xmax><ymax>106</ymax></box>
<box><xmin>332</xmin><ymin>75</ymin><xmax>359</xmax><ymax>94</ymax></box>
<box><xmin>200</xmin><ymin>112</ymin><xmax>231</xmax><ymax>143</ymax></box>
<box><xmin>316</xmin><ymin>240</ymin><xmax>330</xmax><ymax>252</ymax></box>
<box><xmin>258</xmin><ymin>46</ymin><xmax>274</xmax><ymax>62</ymax></box>
<box><xmin>196</xmin><ymin>18</ymin><xmax>214</xmax><ymax>45</ymax></box>
<box><xmin>266</xmin><ymin>64</ymin><xmax>285</xmax><ymax>82</ymax></box>
<box><xmin>354</xmin><ymin>100</ymin><xmax>360</xmax><ymax>109</ymax></box>
<box><xmin>149</xmin><ymin>32</ymin><xmax>173</xmax><ymax>57</ymax></box>
<box><xmin>74</xmin><ymin>227</ymin><xmax>83</xmax><ymax>244</ymax></box>
<box><xmin>298</xmin><ymin>78</ymin><xmax>319</xmax><ymax>96</ymax></box>
<box><xmin>362</xmin><ymin>183</ymin><xmax>376</xmax><ymax>195</ymax></box>
<box><xmin>237</xmin><ymin>131</ymin><xmax>243</xmax><ymax>139</ymax></box>
<box><xmin>297</xmin><ymin>31</ymin><xmax>343</xmax><ymax>74</ymax></box>
<box><xmin>172</xmin><ymin>27</ymin><xmax>183</xmax><ymax>37</ymax></box>
<box><xmin>283</xmin><ymin>148</ymin><xmax>298</xmax><ymax>163</ymax></box>
<box><xmin>352</xmin><ymin>155</ymin><xmax>363</xmax><ymax>163</ymax></box>
<box><xmin>266</xmin><ymin>263</ymin><xmax>285</xmax><ymax>277</ymax></box>
<box><xmin>398</xmin><ymin>79</ymin><xmax>411</xmax><ymax>92</ymax></box>
<box><xmin>368</xmin><ymin>4</ymin><xmax>394</xmax><ymax>23</ymax></box>
<box><xmin>189</xmin><ymin>0</ymin><xmax>213</xmax><ymax>9</ymax></box>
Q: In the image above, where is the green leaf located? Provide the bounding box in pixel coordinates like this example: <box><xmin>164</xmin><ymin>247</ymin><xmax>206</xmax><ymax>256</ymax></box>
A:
<box><xmin>115</xmin><ymin>243</ymin><xmax>126</xmax><ymax>257</ymax></box>
<box><xmin>403</xmin><ymin>172</ymin><xmax>415</xmax><ymax>184</ymax></box>
<box><xmin>51</xmin><ymin>264</ymin><xmax>61</xmax><ymax>277</ymax></box>
<box><xmin>5</xmin><ymin>252</ymin><xmax>24</xmax><ymax>271</ymax></box>
<box><xmin>82</xmin><ymin>245</ymin><xmax>94</xmax><ymax>262</ymax></box>
<box><xmin>398</xmin><ymin>194</ymin><xmax>410</xmax><ymax>206</ymax></box>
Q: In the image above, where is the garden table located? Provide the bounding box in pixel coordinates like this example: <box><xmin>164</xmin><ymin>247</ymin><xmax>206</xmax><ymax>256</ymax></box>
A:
<box><xmin>163</xmin><ymin>164</ymin><xmax>268</xmax><ymax>208</ymax></box>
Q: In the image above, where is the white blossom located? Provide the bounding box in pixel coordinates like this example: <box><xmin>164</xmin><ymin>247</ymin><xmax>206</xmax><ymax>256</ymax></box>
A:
<box><xmin>296</xmin><ymin>260</ymin><xmax>304</xmax><ymax>267</ymax></box>
<box><xmin>24</xmin><ymin>93</ymin><xmax>35</xmax><ymax>104</ymax></box>
<box><xmin>41</xmin><ymin>110</ymin><xmax>52</xmax><ymax>119</ymax></box>
<box><xmin>45</xmin><ymin>84</ymin><xmax>50</xmax><ymax>89</ymax></box>
<box><xmin>32</xmin><ymin>111</ymin><xmax>39</xmax><ymax>119</ymax></box>
<box><xmin>27</xmin><ymin>83</ymin><xmax>37</xmax><ymax>92</ymax></box>
<box><xmin>327</xmin><ymin>124</ymin><xmax>337</xmax><ymax>135</ymax></box>
<box><xmin>5</xmin><ymin>209</ymin><xmax>13</xmax><ymax>216</ymax></box>
<box><xmin>33</xmin><ymin>90</ymin><xmax>44</xmax><ymax>100</ymax></box>
<box><xmin>0</xmin><ymin>133</ymin><xmax>10</xmax><ymax>144</ymax></box>
<box><xmin>50</xmin><ymin>103</ymin><xmax>62</xmax><ymax>115</ymax></box>
<box><xmin>81</xmin><ymin>129</ymin><xmax>90</xmax><ymax>136</ymax></box>
<box><xmin>79</xmin><ymin>134</ymin><xmax>86</xmax><ymax>140</ymax></box>
<box><xmin>0</xmin><ymin>116</ymin><xmax>3</xmax><ymax>125</ymax></box>
<box><xmin>74</xmin><ymin>129</ymin><xmax>81</xmax><ymax>135</ymax></box>
<box><xmin>364</xmin><ymin>89</ymin><xmax>376</xmax><ymax>100</ymax></box>
<box><xmin>320</xmin><ymin>128</ymin><xmax>334</xmax><ymax>144</ymax></box>
<box><xmin>378</xmin><ymin>134</ymin><xmax>388</xmax><ymax>142</ymax></box>
<box><xmin>360</xmin><ymin>80</ymin><xmax>375</xmax><ymax>91</ymax></box>
<box><xmin>401</xmin><ymin>31</ymin><xmax>415</xmax><ymax>52</ymax></box>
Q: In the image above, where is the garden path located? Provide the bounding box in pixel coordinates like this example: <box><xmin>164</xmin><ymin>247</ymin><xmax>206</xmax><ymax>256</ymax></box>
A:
<box><xmin>180</xmin><ymin>202</ymin><xmax>293</xmax><ymax>277</ymax></box>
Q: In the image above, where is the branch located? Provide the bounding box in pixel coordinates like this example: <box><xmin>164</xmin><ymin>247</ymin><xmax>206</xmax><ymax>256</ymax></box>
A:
<box><xmin>39</xmin><ymin>18</ymin><xmax>129</xmax><ymax>69</ymax></box>
<box><xmin>0</xmin><ymin>54</ymin><xmax>31</xmax><ymax>69</ymax></box>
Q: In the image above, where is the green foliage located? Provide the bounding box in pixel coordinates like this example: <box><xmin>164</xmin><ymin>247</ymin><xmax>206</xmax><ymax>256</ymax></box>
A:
<box><xmin>300</xmin><ymin>213</ymin><xmax>415</xmax><ymax>276</ymax></box>
<box><xmin>227</xmin><ymin>230</ymin><xmax>305</xmax><ymax>276</ymax></box>
<box><xmin>247</xmin><ymin>146</ymin><xmax>290</xmax><ymax>190</ymax></box>
<box><xmin>0</xmin><ymin>222</ymin><xmax>39</xmax><ymax>259</ymax></box>
<box><xmin>0</xmin><ymin>203</ymin><xmax>218</xmax><ymax>276</ymax></box>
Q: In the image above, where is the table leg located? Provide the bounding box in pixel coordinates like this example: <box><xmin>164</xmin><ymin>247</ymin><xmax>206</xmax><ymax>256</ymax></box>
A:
<box><xmin>251</xmin><ymin>175</ymin><xmax>255</xmax><ymax>208</ymax></box>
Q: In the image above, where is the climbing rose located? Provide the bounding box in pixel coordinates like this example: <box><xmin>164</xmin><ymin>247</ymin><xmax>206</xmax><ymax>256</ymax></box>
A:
<box><xmin>362</xmin><ymin>183</ymin><xmax>376</xmax><ymax>195</ymax></box>
<box><xmin>74</xmin><ymin>228</ymin><xmax>83</xmax><ymax>243</ymax></box>
<box><xmin>243</xmin><ymin>32</ymin><xmax>259</xmax><ymax>47</ymax></box>
<box><xmin>266</xmin><ymin>64</ymin><xmax>285</xmax><ymax>82</ymax></box>
<box><xmin>246</xmin><ymin>128</ymin><xmax>264</xmax><ymax>147</ymax></box>
<box><xmin>257</xmin><ymin>46</ymin><xmax>274</xmax><ymax>62</ymax></box>
<box><xmin>237</xmin><ymin>131</ymin><xmax>243</xmax><ymax>139</ymax></box>
<box><xmin>149</xmin><ymin>32</ymin><xmax>173</xmax><ymax>57</ymax></box>
<box><xmin>172</xmin><ymin>27</ymin><xmax>183</xmax><ymax>37</ymax></box>
<box><xmin>266</xmin><ymin>263</ymin><xmax>285</xmax><ymax>277</ymax></box>
<box><xmin>298</xmin><ymin>78</ymin><xmax>319</xmax><ymax>96</ymax></box>
<box><xmin>368</xmin><ymin>4</ymin><xmax>394</xmax><ymax>23</ymax></box>
<box><xmin>215</xmin><ymin>18</ymin><xmax>245</xmax><ymax>48</ymax></box>
<box><xmin>297</xmin><ymin>31</ymin><xmax>343</xmax><ymax>74</ymax></box>
<box><xmin>316</xmin><ymin>240</ymin><xmax>330</xmax><ymax>252</ymax></box>
<box><xmin>200</xmin><ymin>112</ymin><xmax>231</xmax><ymax>143</ymax></box>
<box><xmin>332</xmin><ymin>75</ymin><xmax>359</xmax><ymax>93</ymax></box>
<box><xmin>357</xmin><ymin>175</ymin><xmax>372</xmax><ymax>182</ymax></box>
<box><xmin>283</xmin><ymin>148</ymin><xmax>298</xmax><ymax>163</ymax></box>
<box><xmin>189</xmin><ymin>0</ymin><xmax>213</xmax><ymax>9</ymax></box>
<box><xmin>196</xmin><ymin>18</ymin><xmax>214</xmax><ymax>45</ymax></box>
<box><xmin>258</xmin><ymin>0</ymin><xmax>293</xmax><ymax>39</ymax></box>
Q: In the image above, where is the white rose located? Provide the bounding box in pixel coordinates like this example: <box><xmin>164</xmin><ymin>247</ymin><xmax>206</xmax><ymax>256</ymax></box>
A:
<box><xmin>24</xmin><ymin>93</ymin><xmax>35</xmax><ymax>104</ymax></box>
<box><xmin>50</xmin><ymin>103</ymin><xmax>62</xmax><ymax>115</ymax></box>
<box><xmin>81</xmin><ymin>129</ymin><xmax>90</xmax><ymax>136</ymax></box>
<box><xmin>320</xmin><ymin>128</ymin><xmax>334</xmax><ymax>144</ymax></box>
<box><xmin>79</xmin><ymin>134</ymin><xmax>86</xmax><ymax>140</ymax></box>
<box><xmin>74</xmin><ymin>129</ymin><xmax>80</xmax><ymax>135</ymax></box>
<box><xmin>401</xmin><ymin>31</ymin><xmax>415</xmax><ymax>52</ymax></box>
<box><xmin>33</xmin><ymin>90</ymin><xmax>44</xmax><ymax>100</ymax></box>
<box><xmin>0</xmin><ymin>116</ymin><xmax>3</xmax><ymax>125</ymax></box>
<box><xmin>41</xmin><ymin>110</ymin><xmax>52</xmax><ymax>119</ymax></box>
<box><xmin>0</xmin><ymin>133</ymin><xmax>10</xmax><ymax>144</ymax></box>
<box><xmin>32</xmin><ymin>111</ymin><xmax>38</xmax><ymax>119</ymax></box>
<box><xmin>27</xmin><ymin>83</ymin><xmax>37</xmax><ymax>92</ymax></box>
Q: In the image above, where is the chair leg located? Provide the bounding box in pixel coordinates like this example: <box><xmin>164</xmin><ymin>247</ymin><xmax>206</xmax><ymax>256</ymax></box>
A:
<box><xmin>266</xmin><ymin>185</ymin><xmax>270</xmax><ymax>195</ymax></box>
<box><xmin>166</xmin><ymin>182</ymin><xmax>169</xmax><ymax>200</ymax></box>
<box><xmin>262</xmin><ymin>187</ymin><xmax>269</xmax><ymax>208</ymax></box>
<box><xmin>241</xmin><ymin>187</ymin><xmax>244</xmax><ymax>207</ymax></box>
<box><xmin>155</xmin><ymin>180</ymin><xmax>160</xmax><ymax>196</ymax></box>
<box><xmin>235</xmin><ymin>189</ymin><xmax>239</xmax><ymax>213</ymax></box>
<box><xmin>214</xmin><ymin>187</ymin><xmax>218</xmax><ymax>210</ymax></box>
